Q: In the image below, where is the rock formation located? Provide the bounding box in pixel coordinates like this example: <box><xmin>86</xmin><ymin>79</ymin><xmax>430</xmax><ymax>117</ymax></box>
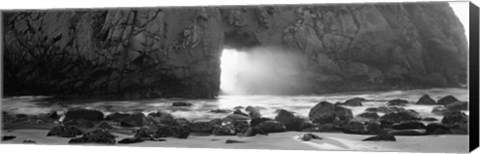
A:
<box><xmin>2</xmin><ymin>2</ymin><xmax>468</xmax><ymax>98</ymax></box>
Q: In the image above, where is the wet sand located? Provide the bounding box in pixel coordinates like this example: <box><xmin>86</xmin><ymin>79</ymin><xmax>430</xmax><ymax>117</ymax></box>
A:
<box><xmin>1</xmin><ymin>129</ymin><xmax>469</xmax><ymax>153</ymax></box>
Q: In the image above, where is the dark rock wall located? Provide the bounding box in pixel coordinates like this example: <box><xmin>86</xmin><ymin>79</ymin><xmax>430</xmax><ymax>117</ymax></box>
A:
<box><xmin>2</xmin><ymin>2</ymin><xmax>468</xmax><ymax>98</ymax></box>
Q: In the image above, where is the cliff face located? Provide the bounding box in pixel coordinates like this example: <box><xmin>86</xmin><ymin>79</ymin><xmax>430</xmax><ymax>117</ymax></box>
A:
<box><xmin>2</xmin><ymin>2</ymin><xmax>468</xmax><ymax>98</ymax></box>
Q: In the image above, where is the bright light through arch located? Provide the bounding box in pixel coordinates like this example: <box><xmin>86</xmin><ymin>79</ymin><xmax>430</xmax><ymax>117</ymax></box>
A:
<box><xmin>220</xmin><ymin>48</ymin><xmax>241</xmax><ymax>95</ymax></box>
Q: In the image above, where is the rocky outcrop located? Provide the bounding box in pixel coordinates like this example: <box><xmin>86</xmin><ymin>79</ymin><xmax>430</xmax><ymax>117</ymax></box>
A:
<box><xmin>2</xmin><ymin>2</ymin><xmax>468</xmax><ymax>98</ymax></box>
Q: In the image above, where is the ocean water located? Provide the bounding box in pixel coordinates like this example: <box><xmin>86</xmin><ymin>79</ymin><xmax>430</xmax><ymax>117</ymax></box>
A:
<box><xmin>1</xmin><ymin>88</ymin><xmax>469</xmax><ymax>122</ymax></box>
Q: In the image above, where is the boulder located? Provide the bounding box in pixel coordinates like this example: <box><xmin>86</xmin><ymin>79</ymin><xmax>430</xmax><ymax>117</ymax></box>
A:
<box><xmin>426</xmin><ymin>123</ymin><xmax>451</xmax><ymax>135</ymax></box>
<box><xmin>441</xmin><ymin>111</ymin><xmax>468</xmax><ymax>125</ymax></box>
<box><xmin>441</xmin><ymin>111</ymin><xmax>468</xmax><ymax>134</ymax></box>
<box><xmin>2</xmin><ymin>135</ymin><xmax>16</xmax><ymax>141</ymax></box>
<box><xmin>225</xmin><ymin>139</ymin><xmax>245</xmax><ymax>144</ymax></box>
<box><xmin>120</xmin><ymin>113</ymin><xmax>148</xmax><ymax>127</ymax></box>
<box><xmin>255</xmin><ymin>120</ymin><xmax>287</xmax><ymax>133</ymax></box>
<box><xmin>391</xmin><ymin>121</ymin><xmax>426</xmax><ymax>130</ymax></box>
<box><xmin>362</xmin><ymin>134</ymin><xmax>396</xmax><ymax>141</ymax></box>
<box><xmin>105</xmin><ymin>113</ymin><xmax>130</xmax><ymax>121</ymax></box>
<box><xmin>95</xmin><ymin>121</ymin><xmax>113</xmax><ymax>129</ymax></box>
<box><xmin>230</xmin><ymin>120</ymin><xmax>250</xmax><ymax>133</ymax></box>
<box><xmin>47</xmin><ymin>126</ymin><xmax>83</xmax><ymax>137</ymax></box>
<box><xmin>308</xmin><ymin>101</ymin><xmax>353</xmax><ymax>124</ymax></box>
<box><xmin>134</xmin><ymin>127</ymin><xmax>166</xmax><ymax>141</ymax></box>
<box><xmin>64</xmin><ymin>109</ymin><xmax>104</xmax><ymax>121</ymax></box>
<box><xmin>445</xmin><ymin>101</ymin><xmax>468</xmax><ymax>111</ymax></box>
<box><xmin>379</xmin><ymin>110</ymin><xmax>421</xmax><ymax>128</ymax></box>
<box><xmin>274</xmin><ymin>109</ymin><xmax>311</xmax><ymax>131</ymax></box>
<box><xmin>432</xmin><ymin>106</ymin><xmax>448</xmax><ymax>115</ymax></box>
<box><xmin>147</xmin><ymin>111</ymin><xmax>177</xmax><ymax>126</ymax></box>
<box><xmin>387</xmin><ymin>99</ymin><xmax>409</xmax><ymax>106</ymax></box>
<box><xmin>301</xmin><ymin>123</ymin><xmax>339</xmax><ymax>132</ymax></box>
<box><xmin>422</xmin><ymin>117</ymin><xmax>438</xmax><ymax>121</ymax></box>
<box><xmin>437</xmin><ymin>95</ymin><xmax>459</xmax><ymax>105</ymax></box>
<box><xmin>342</xmin><ymin>97</ymin><xmax>365</xmax><ymax>106</ymax></box>
<box><xmin>63</xmin><ymin>119</ymin><xmax>95</xmax><ymax>129</ymax></box>
<box><xmin>210</xmin><ymin>109</ymin><xmax>232</xmax><ymax>114</ymax></box>
<box><xmin>377</xmin><ymin>106</ymin><xmax>406</xmax><ymax>114</ymax></box>
<box><xmin>250</xmin><ymin>117</ymin><xmax>273</xmax><ymax>127</ymax></box>
<box><xmin>222</xmin><ymin>114</ymin><xmax>250</xmax><ymax>123</ymax></box>
<box><xmin>189</xmin><ymin>121</ymin><xmax>214</xmax><ymax>133</ymax></box>
<box><xmin>298</xmin><ymin>133</ymin><xmax>323</xmax><ymax>141</ymax></box>
<box><xmin>175</xmin><ymin>118</ymin><xmax>190</xmax><ymax>126</ymax></box>
<box><xmin>365</xmin><ymin>121</ymin><xmax>384</xmax><ymax>134</ymax></box>
<box><xmin>118</xmin><ymin>137</ymin><xmax>144</xmax><ymax>144</ymax></box>
<box><xmin>388</xmin><ymin>129</ymin><xmax>426</xmax><ymax>136</ymax></box>
<box><xmin>156</xmin><ymin>125</ymin><xmax>191</xmax><ymax>139</ymax></box>
<box><xmin>68</xmin><ymin>129</ymin><xmax>116</xmax><ymax>144</ymax></box>
<box><xmin>365</xmin><ymin>108</ymin><xmax>379</xmax><ymax>112</ymax></box>
<box><xmin>341</xmin><ymin>120</ymin><xmax>365</xmax><ymax>134</ymax></box>
<box><xmin>355</xmin><ymin>112</ymin><xmax>379</xmax><ymax>121</ymax></box>
<box><xmin>245</xmin><ymin>106</ymin><xmax>262</xmax><ymax>119</ymax></box>
<box><xmin>233</xmin><ymin>109</ymin><xmax>249</xmax><ymax>117</ymax></box>
<box><xmin>172</xmin><ymin>102</ymin><xmax>192</xmax><ymax>107</ymax></box>
<box><xmin>212</xmin><ymin>125</ymin><xmax>236</xmax><ymax>136</ymax></box>
<box><xmin>416</xmin><ymin>94</ymin><xmax>437</xmax><ymax>105</ymax></box>
<box><xmin>209</xmin><ymin>118</ymin><xmax>223</xmax><ymax>126</ymax></box>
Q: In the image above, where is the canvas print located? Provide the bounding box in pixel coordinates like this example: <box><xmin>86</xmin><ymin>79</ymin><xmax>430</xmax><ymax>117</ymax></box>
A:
<box><xmin>0</xmin><ymin>1</ymin><xmax>472</xmax><ymax>153</ymax></box>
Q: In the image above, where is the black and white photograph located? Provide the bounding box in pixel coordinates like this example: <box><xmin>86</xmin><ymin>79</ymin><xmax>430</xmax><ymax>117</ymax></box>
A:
<box><xmin>0</xmin><ymin>0</ymin><xmax>477</xmax><ymax>153</ymax></box>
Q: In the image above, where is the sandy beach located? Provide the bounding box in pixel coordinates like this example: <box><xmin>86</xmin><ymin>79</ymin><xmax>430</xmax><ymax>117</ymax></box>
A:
<box><xmin>1</xmin><ymin>129</ymin><xmax>469</xmax><ymax>153</ymax></box>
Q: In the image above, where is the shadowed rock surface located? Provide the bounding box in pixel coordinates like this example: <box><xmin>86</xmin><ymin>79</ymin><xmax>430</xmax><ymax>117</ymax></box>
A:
<box><xmin>2</xmin><ymin>2</ymin><xmax>468</xmax><ymax>98</ymax></box>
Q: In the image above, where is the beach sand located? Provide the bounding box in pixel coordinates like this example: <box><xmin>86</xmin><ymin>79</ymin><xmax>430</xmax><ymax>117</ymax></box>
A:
<box><xmin>1</xmin><ymin>129</ymin><xmax>469</xmax><ymax>153</ymax></box>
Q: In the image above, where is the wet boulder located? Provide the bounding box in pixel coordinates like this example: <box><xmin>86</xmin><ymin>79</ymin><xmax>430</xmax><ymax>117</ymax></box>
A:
<box><xmin>212</xmin><ymin>125</ymin><xmax>236</xmax><ymax>136</ymax></box>
<box><xmin>156</xmin><ymin>125</ymin><xmax>190</xmax><ymax>139</ymax></box>
<box><xmin>308</xmin><ymin>101</ymin><xmax>353</xmax><ymax>124</ymax></box>
<box><xmin>365</xmin><ymin>121</ymin><xmax>384</xmax><ymax>134</ymax></box>
<box><xmin>341</xmin><ymin>120</ymin><xmax>365</xmax><ymax>134</ymax></box>
<box><xmin>343</xmin><ymin>97</ymin><xmax>365</xmax><ymax>106</ymax></box>
<box><xmin>245</xmin><ymin>106</ymin><xmax>262</xmax><ymax>119</ymax></box>
<box><xmin>441</xmin><ymin>111</ymin><xmax>468</xmax><ymax>134</ymax></box>
<box><xmin>222</xmin><ymin>114</ymin><xmax>250</xmax><ymax>123</ymax></box>
<box><xmin>422</xmin><ymin>117</ymin><xmax>438</xmax><ymax>121</ymax></box>
<box><xmin>120</xmin><ymin>112</ymin><xmax>148</xmax><ymax>127</ymax></box>
<box><xmin>432</xmin><ymin>106</ymin><xmax>448</xmax><ymax>115</ymax></box>
<box><xmin>416</xmin><ymin>94</ymin><xmax>437</xmax><ymax>105</ymax></box>
<box><xmin>388</xmin><ymin>129</ymin><xmax>426</xmax><ymax>136</ymax></box>
<box><xmin>426</xmin><ymin>123</ymin><xmax>451</xmax><ymax>135</ymax></box>
<box><xmin>362</xmin><ymin>134</ymin><xmax>396</xmax><ymax>141</ymax></box>
<box><xmin>147</xmin><ymin>111</ymin><xmax>176</xmax><ymax>126</ymax></box>
<box><xmin>64</xmin><ymin>109</ymin><xmax>104</xmax><ymax>121</ymax></box>
<box><xmin>2</xmin><ymin>135</ymin><xmax>16</xmax><ymax>141</ymax></box>
<box><xmin>189</xmin><ymin>121</ymin><xmax>214</xmax><ymax>133</ymax></box>
<box><xmin>68</xmin><ymin>129</ymin><xmax>116</xmax><ymax>144</ymax></box>
<box><xmin>255</xmin><ymin>120</ymin><xmax>287</xmax><ymax>133</ymax></box>
<box><xmin>118</xmin><ymin>137</ymin><xmax>144</xmax><ymax>144</ymax></box>
<box><xmin>298</xmin><ymin>133</ymin><xmax>322</xmax><ymax>141</ymax></box>
<box><xmin>378</xmin><ymin>106</ymin><xmax>406</xmax><ymax>114</ymax></box>
<box><xmin>210</xmin><ymin>109</ymin><xmax>232</xmax><ymax>114</ymax></box>
<box><xmin>95</xmin><ymin>121</ymin><xmax>113</xmax><ymax>129</ymax></box>
<box><xmin>274</xmin><ymin>109</ymin><xmax>312</xmax><ymax>131</ymax></box>
<box><xmin>387</xmin><ymin>99</ymin><xmax>409</xmax><ymax>106</ymax></box>
<box><xmin>172</xmin><ymin>102</ymin><xmax>192</xmax><ymax>107</ymax></box>
<box><xmin>105</xmin><ymin>113</ymin><xmax>130</xmax><ymax>121</ymax></box>
<box><xmin>365</xmin><ymin>108</ymin><xmax>379</xmax><ymax>112</ymax></box>
<box><xmin>63</xmin><ymin>119</ymin><xmax>95</xmax><ymax>129</ymax></box>
<box><xmin>250</xmin><ymin>117</ymin><xmax>273</xmax><ymax>127</ymax></box>
<box><xmin>445</xmin><ymin>101</ymin><xmax>468</xmax><ymax>111</ymax></box>
<box><xmin>355</xmin><ymin>112</ymin><xmax>379</xmax><ymax>121</ymax></box>
<box><xmin>175</xmin><ymin>118</ymin><xmax>190</xmax><ymax>126</ymax></box>
<box><xmin>379</xmin><ymin>110</ymin><xmax>421</xmax><ymax>128</ymax></box>
<box><xmin>47</xmin><ymin>125</ymin><xmax>83</xmax><ymax>137</ymax></box>
<box><xmin>438</xmin><ymin>95</ymin><xmax>459</xmax><ymax>105</ymax></box>
<box><xmin>391</xmin><ymin>121</ymin><xmax>426</xmax><ymax>130</ymax></box>
<box><xmin>230</xmin><ymin>120</ymin><xmax>250</xmax><ymax>133</ymax></box>
<box><xmin>241</xmin><ymin>127</ymin><xmax>268</xmax><ymax>137</ymax></box>
<box><xmin>233</xmin><ymin>109</ymin><xmax>249</xmax><ymax>117</ymax></box>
